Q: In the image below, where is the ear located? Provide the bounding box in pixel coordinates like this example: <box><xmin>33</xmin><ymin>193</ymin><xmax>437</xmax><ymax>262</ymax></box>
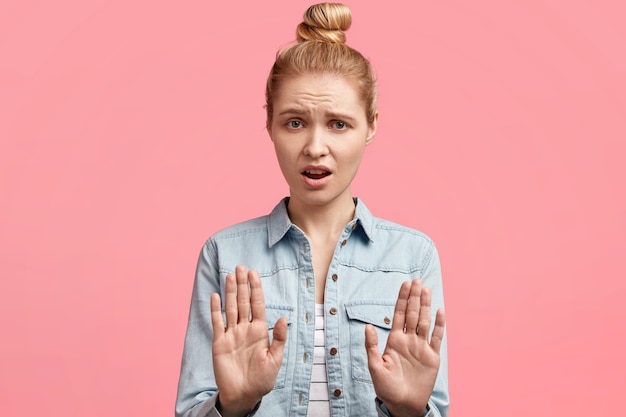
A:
<box><xmin>365</xmin><ymin>111</ymin><xmax>378</xmax><ymax>146</ymax></box>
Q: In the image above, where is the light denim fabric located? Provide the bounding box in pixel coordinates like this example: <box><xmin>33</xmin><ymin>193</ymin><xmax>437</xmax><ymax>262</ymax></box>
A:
<box><xmin>176</xmin><ymin>198</ymin><xmax>449</xmax><ymax>417</ymax></box>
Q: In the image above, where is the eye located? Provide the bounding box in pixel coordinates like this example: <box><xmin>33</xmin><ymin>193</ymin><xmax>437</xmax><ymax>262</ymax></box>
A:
<box><xmin>332</xmin><ymin>120</ymin><xmax>348</xmax><ymax>130</ymax></box>
<box><xmin>287</xmin><ymin>120</ymin><xmax>303</xmax><ymax>129</ymax></box>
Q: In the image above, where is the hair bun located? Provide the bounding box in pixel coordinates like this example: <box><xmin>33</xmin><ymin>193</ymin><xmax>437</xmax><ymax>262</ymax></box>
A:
<box><xmin>296</xmin><ymin>3</ymin><xmax>352</xmax><ymax>44</ymax></box>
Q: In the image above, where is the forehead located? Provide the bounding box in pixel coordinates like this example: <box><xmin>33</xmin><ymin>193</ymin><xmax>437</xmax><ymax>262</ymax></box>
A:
<box><xmin>273</xmin><ymin>73</ymin><xmax>366</xmax><ymax>115</ymax></box>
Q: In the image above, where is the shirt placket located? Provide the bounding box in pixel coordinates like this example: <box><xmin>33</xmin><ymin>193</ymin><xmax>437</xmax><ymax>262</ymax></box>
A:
<box><xmin>293</xmin><ymin>231</ymin><xmax>316</xmax><ymax>416</ymax></box>
<box><xmin>326</xmin><ymin>222</ymin><xmax>356</xmax><ymax>416</ymax></box>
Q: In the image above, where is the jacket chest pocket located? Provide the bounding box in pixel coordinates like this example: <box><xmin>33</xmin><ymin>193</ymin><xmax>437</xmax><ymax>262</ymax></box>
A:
<box><xmin>265</xmin><ymin>305</ymin><xmax>293</xmax><ymax>389</ymax></box>
<box><xmin>345</xmin><ymin>301</ymin><xmax>395</xmax><ymax>383</ymax></box>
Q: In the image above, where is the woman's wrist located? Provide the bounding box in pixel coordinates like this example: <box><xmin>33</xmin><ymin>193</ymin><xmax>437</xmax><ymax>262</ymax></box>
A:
<box><xmin>376</xmin><ymin>397</ymin><xmax>430</xmax><ymax>417</ymax></box>
<box><xmin>216</xmin><ymin>393</ymin><xmax>261</xmax><ymax>417</ymax></box>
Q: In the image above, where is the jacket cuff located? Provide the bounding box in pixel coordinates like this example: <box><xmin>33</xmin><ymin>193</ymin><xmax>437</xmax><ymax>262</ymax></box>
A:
<box><xmin>196</xmin><ymin>393</ymin><xmax>261</xmax><ymax>417</ymax></box>
<box><xmin>375</xmin><ymin>397</ymin><xmax>435</xmax><ymax>417</ymax></box>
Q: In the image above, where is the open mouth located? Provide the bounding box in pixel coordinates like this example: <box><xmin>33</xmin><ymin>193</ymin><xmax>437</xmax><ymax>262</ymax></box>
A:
<box><xmin>302</xmin><ymin>169</ymin><xmax>331</xmax><ymax>180</ymax></box>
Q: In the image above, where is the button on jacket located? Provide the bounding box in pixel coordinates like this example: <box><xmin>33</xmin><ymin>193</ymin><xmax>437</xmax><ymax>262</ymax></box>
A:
<box><xmin>176</xmin><ymin>198</ymin><xmax>449</xmax><ymax>417</ymax></box>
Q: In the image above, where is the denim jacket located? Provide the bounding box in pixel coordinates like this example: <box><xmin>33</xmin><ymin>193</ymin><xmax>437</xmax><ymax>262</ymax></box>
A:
<box><xmin>175</xmin><ymin>198</ymin><xmax>449</xmax><ymax>417</ymax></box>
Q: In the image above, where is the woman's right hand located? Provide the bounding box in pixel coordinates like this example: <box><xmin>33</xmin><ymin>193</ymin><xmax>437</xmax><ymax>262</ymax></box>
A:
<box><xmin>210</xmin><ymin>265</ymin><xmax>288</xmax><ymax>417</ymax></box>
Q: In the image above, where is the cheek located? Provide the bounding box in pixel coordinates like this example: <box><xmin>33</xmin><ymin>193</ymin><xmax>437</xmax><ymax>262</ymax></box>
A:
<box><xmin>344</xmin><ymin>144</ymin><xmax>367</xmax><ymax>165</ymax></box>
<box><xmin>273</xmin><ymin>144</ymin><xmax>296</xmax><ymax>171</ymax></box>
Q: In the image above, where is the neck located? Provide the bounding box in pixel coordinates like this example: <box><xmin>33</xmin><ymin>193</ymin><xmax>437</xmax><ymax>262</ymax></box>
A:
<box><xmin>287</xmin><ymin>194</ymin><xmax>356</xmax><ymax>241</ymax></box>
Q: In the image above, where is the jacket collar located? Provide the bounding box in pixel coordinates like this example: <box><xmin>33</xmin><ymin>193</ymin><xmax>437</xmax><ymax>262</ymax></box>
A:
<box><xmin>267</xmin><ymin>197</ymin><xmax>375</xmax><ymax>247</ymax></box>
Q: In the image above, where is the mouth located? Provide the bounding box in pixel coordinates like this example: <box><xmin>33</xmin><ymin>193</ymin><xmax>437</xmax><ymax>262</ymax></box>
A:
<box><xmin>302</xmin><ymin>169</ymin><xmax>331</xmax><ymax>180</ymax></box>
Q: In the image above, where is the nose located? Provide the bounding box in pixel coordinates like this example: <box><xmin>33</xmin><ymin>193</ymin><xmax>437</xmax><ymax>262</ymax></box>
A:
<box><xmin>303</xmin><ymin>127</ymin><xmax>329</xmax><ymax>158</ymax></box>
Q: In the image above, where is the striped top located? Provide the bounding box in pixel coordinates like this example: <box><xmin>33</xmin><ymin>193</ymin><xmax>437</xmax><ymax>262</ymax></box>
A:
<box><xmin>307</xmin><ymin>303</ymin><xmax>330</xmax><ymax>417</ymax></box>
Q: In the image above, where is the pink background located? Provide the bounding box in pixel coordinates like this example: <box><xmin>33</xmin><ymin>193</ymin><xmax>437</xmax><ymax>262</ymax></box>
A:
<box><xmin>1</xmin><ymin>1</ymin><xmax>625</xmax><ymax>415</ymax></box>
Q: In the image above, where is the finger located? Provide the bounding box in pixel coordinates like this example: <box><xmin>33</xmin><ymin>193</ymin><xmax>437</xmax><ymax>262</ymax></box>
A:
<box><xmin>224</xmin><ymin>273</ymin><xmax>238</xmax><ymax>328</ymax></box>
<box><xmin>365</xmin><ymin>324</ymin><xmax>382</xmax><ymax>373</ymax></box>
<box><xmin>269</xmin><ymin>317</ymin><xmax>288</xmax><ymax>360</ymax></box>
<box><xmin>235</xmin><ymin>265</ymin><xmax>251</xmax><ymax>322</ymax></box>
<box><xmin>405</xmin><ymin>279</ymin><xmax>422</xmax><ymax>333</ymax></box>
<box><xmin>248</xmin><ymin>269</ymin><xmax>266</xmax><ymax>323</ymax></box>
<box><xmin>210</xmin><ymin>293</ymin><xmax>225</xmax><ymax>338</ymax></box>
<box><xmin>417</xmin><ymin>286</ymin><xmax>432</xmax><ymax>340</ymax></box>
<box><xmin>390</xmin><ymin>281</ymin><xmax>411</xmax><ymax>333</ymax></box>
<box><xmin>430</xmin><ymin>309</ymin><xmax>446</xmax><ymax>353</ymax></box>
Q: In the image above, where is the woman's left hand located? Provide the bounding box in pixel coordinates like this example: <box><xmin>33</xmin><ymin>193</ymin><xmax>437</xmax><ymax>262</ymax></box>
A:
<box><xmin>365</xmin><ymin>279</ymin><xmax>445</xmax><ymax>417</ymax></box>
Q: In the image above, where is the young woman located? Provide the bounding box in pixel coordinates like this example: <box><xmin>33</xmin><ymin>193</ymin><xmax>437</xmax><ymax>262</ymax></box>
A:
<box><xmin>176</xmin><ymin>4</ymin><xmax>449</xmax><ymax>417</ymax></box>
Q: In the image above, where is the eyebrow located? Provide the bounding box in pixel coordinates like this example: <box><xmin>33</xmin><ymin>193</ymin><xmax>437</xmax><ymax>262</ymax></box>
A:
<box><xmin>277</xmin><ymin>108</ymin><xmax>307</xmax><ymax>117</ymax></box>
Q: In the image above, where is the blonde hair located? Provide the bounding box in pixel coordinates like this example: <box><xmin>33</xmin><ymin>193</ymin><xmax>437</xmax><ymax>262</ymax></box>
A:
<box><xmin>265</xmin><ymin>3</ymin><xmax>377</xmax><ymax>128</ymax></box>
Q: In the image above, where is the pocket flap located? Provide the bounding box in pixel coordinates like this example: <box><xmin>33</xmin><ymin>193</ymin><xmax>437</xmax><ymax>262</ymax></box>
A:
<box><xmin>265</xmin><ymin>304</ymin><xmax>293</xmax><ymax>329</ymax></box>
<box><xmin>345</xmin><ymin>302</ymin><xmax>395</xmax><ymax>330</ymax></box>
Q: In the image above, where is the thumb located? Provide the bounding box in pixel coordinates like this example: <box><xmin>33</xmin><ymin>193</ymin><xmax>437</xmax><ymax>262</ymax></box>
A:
<box><xmin>365</xmin><ymin>324</ymin><xmax>382</xmax><ymax>372</ymax></box>
<box><xmin>269</xmin><ymin>317</ymin><xmax>288</xmax><ymax>359</ymax></box>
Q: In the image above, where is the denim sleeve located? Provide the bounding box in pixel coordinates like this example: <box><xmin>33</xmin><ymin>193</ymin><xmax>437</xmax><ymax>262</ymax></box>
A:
<box><xmin>179</xmin><ymin>393</ymin><xmax>260</xmax><ymax>417</ymax></box>
<box><xmin>175</xmin><ymin>239</ymin><xmax>223</xmax><ymax>417</ymax></box>
<box><xmin>175</xmin><ymin>238</ymin><xmax>264</xmax><ymax>417</ymax></box>
<box><xmin>420</xmin><ymin>244</ymin><xmax>449</xmax><ymax>417</ymax></box>
<box><xmin>376</xmin><ymin>398</ymin><xmax>440</xmax><ymax>417</ymax></box>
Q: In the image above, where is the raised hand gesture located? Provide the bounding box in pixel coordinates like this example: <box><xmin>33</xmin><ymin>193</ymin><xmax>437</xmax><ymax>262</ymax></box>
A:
<box><xmin>210</xmin><ymin>265</ymin><xmax>288</xmax><ymax>417</ymax></box>
<box><xmin>365</xmin><ymin>279</ymin><xmax>445</xmax><ymax>417</ymax></box>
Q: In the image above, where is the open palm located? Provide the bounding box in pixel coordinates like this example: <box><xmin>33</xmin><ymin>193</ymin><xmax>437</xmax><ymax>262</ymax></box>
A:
<box><xmin>366</xmin><ymin>279</ymin><xmax>445</xmax><ymax>417</ymax></box>
<box><xmin>210</xmin><ymin>266</ymin><xmax>288</xmax><ymax>417</ymax></box>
